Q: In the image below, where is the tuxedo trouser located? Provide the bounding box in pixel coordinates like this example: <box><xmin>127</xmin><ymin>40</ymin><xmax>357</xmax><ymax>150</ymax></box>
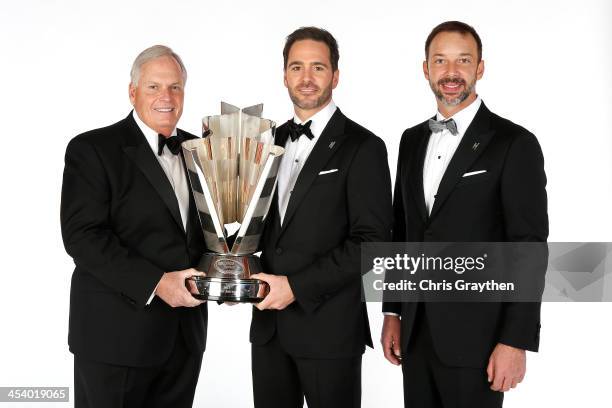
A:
<box><xmin>402</xmin><ymin>305</ymin><xmax>503</xmax><ymax>408</ymax></box>
<box><xmin>74</xmin><ymin>333</ymin><xmax>202</xmax><ymax>408</ymax></box>
<box><xmin>252</xmin><ymin>335</ymin><xmax>362</xmax><ymax>408</ymax></box>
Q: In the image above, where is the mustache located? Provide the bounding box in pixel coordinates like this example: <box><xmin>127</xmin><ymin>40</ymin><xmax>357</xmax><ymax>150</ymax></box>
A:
<box><xmin>296</xmin><ymin>82</ymin><xmax>320</xmax><ymax>91</ymax></box>
<box><xmin>437</xmin><ymin>77</ymin><xmax>466</xmax><ymax>86</ymax></box>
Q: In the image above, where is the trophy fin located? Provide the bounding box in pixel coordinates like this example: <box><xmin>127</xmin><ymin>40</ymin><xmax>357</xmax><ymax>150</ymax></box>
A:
<box><xmin>231</xmin><ymin>146</ymin><xmax>284</xmax><ymax>255</ymax></box>
<box><xmin>221</xmin><ymin>101</ymin><xmax>240</xmax><ymax>115</ymax></box>
<box><xmin>182</xmin><ymin>140</ymin><xmax>230</xmax><ymax>253</ymax></box>
<box><xmin>241</xmin><ymin>104</ymin><xmax>264</xmax><ymax>118</ymax></box>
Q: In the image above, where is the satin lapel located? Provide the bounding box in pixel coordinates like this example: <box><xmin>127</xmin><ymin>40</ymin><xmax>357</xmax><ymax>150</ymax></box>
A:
<box><xmin>409</xmin><ymin>121</ymin><xmax>432</xmax><ymax>222</ymax></box>
<box><xmin>279</xmin><ymin>109</ymin><xmax>347</xmax><ymax>236</ymax></box>
<box><xmin>122</xmin><ymin>116</ymin><xmax>185</xmax><ymax>233</ymax></box>
<box><xmin>429</xmin><ymin>103</ymin><xmax>495</xmax><ymax>219</ymax></box>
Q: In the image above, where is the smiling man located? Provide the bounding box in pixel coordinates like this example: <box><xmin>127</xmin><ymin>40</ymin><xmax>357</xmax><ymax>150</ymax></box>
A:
<box><xmin>249</xmin><ymin>27</ymin><xmax>393</xmax><ymax>408</ymax></box>
<box><xmin>61</xmin><ymin>45</ymin><xmax>208</xmax><ymax>408</ymax></box>
<box><xmin>381</xmin><ymin>21</ymin><xmax>548</xmax><ymax>407</ymax></box>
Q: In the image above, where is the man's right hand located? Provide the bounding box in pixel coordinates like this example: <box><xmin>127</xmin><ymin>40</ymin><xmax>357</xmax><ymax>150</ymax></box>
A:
<box><xmin>155</xmin><ymin>268</ymin><xmax>206</xmax><ymax>308</ymax></box>
<box><xmin>381</xmin><ymin>315</ymin><xmax>402</xmax><ymax>365</ymax></box>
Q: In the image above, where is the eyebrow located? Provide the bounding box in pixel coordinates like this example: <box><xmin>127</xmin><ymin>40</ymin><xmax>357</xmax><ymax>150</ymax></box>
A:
<box><xmin>144</xmin><ymin>81</ymin><xmax>183</xmax><ymax>85</ymax></box>
<box><xmin>432</xmin><ymin>52</ymin><xmax>474</xmax><ymax>58</ymax></box>
<box><xmin>287</xmin><ymin>61</ymin><xmax>329</xmax><ymax>67</ymax></box>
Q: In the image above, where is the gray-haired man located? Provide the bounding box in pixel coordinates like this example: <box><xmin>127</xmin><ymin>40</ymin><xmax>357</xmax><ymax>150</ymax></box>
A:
<box><xmin>61</xmin><ymin>45</ymin><xmax>208</xmax><ymax>408</ymax></box>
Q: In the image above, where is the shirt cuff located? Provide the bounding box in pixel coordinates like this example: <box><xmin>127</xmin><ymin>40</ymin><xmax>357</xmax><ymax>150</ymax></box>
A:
<box><xmin>383</xmin><ymin>312</ymin><xmax>400</xmax><ymax>317</ymax></box>
<box><xmin>146</xmin><ymin>282</ymin><xmax>160</xmax><ymax>306</ymax></box>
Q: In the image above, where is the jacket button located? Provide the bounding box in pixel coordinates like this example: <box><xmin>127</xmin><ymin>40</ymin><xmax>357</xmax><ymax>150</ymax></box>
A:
<box><xmin>275</xmin><ymin>247</ymin><xmax>283</xmax><ymax>255</ymax></box>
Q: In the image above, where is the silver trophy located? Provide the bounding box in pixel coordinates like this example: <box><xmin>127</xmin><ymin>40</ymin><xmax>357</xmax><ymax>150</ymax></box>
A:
<box><xmin>183</xmin><ymin>102</ymin><xmax>284</xmax><ymax>302</ymax></box>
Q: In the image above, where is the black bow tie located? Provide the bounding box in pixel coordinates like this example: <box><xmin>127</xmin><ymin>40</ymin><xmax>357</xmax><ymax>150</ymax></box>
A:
<box><xmin>158</xmin><ymin>134</ymin><xmax>185</xmax><ymax>156</ymax></box>
<box><xmin>287</xmin><ymin>120</ymin><xmax>314</xmax><ymax>142</ymax></box>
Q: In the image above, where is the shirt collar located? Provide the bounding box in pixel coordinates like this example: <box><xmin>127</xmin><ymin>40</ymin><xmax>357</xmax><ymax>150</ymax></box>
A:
<box><xmin>292</xmin><ymin>100</ymin><xmax>337</xmax><ymax>141</ymax></box>
<box><xmin>132</xmin><ymin>110</ymin><xmax>178</xmax><ymax>155</ymax></box>
<box><xmin>435</xmin><ymin>96</ymin><xmax>482</xmax><ymax>136</ymax></box>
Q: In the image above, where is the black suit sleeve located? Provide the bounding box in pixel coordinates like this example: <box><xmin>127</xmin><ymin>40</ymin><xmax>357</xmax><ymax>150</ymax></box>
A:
<box><xmin>60</xmin><ymin>137</ymin><xmax>165</xmax><ymax>308</ymax></box>
<box><xmin>498</xmin><ymin>131</ymin><xmax>548</xmax><ymax>351</ymax></box>
<box><xmin>382</xmin><ymin>131</ymin><xmax>407</xmax><ymax>315</ymax></box>
<box><xmin>288</xmin><ymin>136</ymin><xmax>393</xmax><ymax>313</ymax></box>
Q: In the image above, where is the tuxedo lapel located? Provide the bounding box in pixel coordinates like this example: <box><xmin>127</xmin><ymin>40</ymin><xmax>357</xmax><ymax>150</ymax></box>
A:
<box><xmin>429</xmin><ymin>103</ymin><xmax>495</xmax><ymax>219</ymax></box>
<box><xmin>279</xmin><ymin>109</ymin><xmax>348</xmax><ymax>236</ymax></box>
<box><xmin>122</xmin><ymin>115</ymin><xmax>185</xmax><ymax>233</ymax></box>
<box><xmin>409</xmin><ymin>121</ymin><xmax>432</xmax><ymax>222</ymax></box>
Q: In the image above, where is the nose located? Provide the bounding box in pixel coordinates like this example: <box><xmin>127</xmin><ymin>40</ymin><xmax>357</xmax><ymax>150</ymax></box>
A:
<box><xmin>302</xmin><ymin>67</ymin><xmax>313</xmax><ymax>83</ymax></box>
<box><xmin>159</xmin><ymin>86</ymin><xmax>172</xmax><ymax>100</ymax></box>
<box><xmin>446</xmin><ymin>61</ymin><xmax>459</xmax><ymax>77</ymax></box>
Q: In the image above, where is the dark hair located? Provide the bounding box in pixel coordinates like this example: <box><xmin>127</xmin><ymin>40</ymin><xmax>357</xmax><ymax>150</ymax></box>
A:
<box><xmin>425</xmin><ymin>21</ymin><xmax>482</xmax><ymax>61</ymax></box>
<box><xmin>283</xmin><ymin>26</ymin><xmax>339</xmax><ymax>71</ymax></box>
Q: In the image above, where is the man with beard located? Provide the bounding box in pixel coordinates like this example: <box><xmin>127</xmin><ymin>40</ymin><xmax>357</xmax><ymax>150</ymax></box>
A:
<box><xmin>249</xmin><ymin>27</ymin><xmax>393</xmax><ymax>408</ymax></box>
<box><xmin>381</xmin><ymin>21</ymin><xmax>548</xmax><ymax>407</ymax></box>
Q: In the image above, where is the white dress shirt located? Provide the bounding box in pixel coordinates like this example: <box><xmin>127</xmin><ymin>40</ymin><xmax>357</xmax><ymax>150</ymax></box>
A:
<box><xmin>384</xmin><ymin>97</ymin><xmax>482</xmax><ymax>317</ymax></box>
<box><xmin>133</xmin><ymin>111</ymin><xmax>191</xmax><ymax>304</ymax></box>
<box><xmin>277</xmin><ymin>100</ymin><xmax>337</xmax><ymax>225</ymax></box>
<box><xmin>133</xmin><ymin>111</ymin><xmax>190</xmax><ymax>231</ymax></box>
<box><xmin>422</xmin><ymin>97</ymin><xmax>482</xmax><ymax>215</ymax></box>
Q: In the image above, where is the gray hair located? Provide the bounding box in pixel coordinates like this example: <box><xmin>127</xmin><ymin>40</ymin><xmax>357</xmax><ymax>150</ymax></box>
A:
<box><xmin>130</xmin><ymin>45</ymin><xmax>187</xmax><ymax>86</ymax></box>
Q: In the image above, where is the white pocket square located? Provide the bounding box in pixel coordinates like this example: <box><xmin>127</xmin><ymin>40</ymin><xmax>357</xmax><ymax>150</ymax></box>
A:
<box><xmin>319</xmin><ymin>169</ymin><xmax>338</xmax><ymax>175</ymax></box>
<box><xmin>462</xmin><ymin>170</ymin><xmax>487</xmax><ymax>177</ymax></box>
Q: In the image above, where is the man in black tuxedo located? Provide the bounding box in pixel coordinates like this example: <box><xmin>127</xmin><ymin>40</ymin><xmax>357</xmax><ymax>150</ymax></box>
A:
<box><xmin>61</xmin><ymin>45</ymin><xmax>208</xmax><ymax>408</ymax></box>
<box><xmin>249</xmin><ymin>27</ymin><xmax>393</xmax><ymax>408</ymax></box>
<box><xmin>381</xmin><ymin>21</ymin><xmax>548</xmax><ymax>407</ymax></box>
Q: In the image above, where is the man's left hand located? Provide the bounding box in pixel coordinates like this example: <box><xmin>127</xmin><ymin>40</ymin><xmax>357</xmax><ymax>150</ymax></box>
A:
<box><xmin>487</xmin><ymin>343</ymin><xmax>526</xmax><ymax>392</ymax></box>
<box><xmin>251</xmin><ymin>273</ymin><xmax>295</xmax><ymax>311</ymax></box>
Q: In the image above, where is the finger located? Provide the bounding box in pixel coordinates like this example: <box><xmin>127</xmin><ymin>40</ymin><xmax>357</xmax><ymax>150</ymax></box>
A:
<box><xmin>382</xmin><ymin>337</ymin><xmax>400</xmax><ymax>365</ymax></box>
<box><xmin>183</xmin><ymin>297</ymin><xmax>203</xmax><ymax>307</ymax></box>
<box><xmin>189</xmin><ymin>270</ymin><xmax>206</xmax><ymax>278</ymax></box>
<box><xmin>251</xmin><ymin>273</ymin><xmax>269</xmax><ymax>283</ymax></box>
<box><xmin>256</xmin><ymin>297</ymin><xmax>270</xmax><ymax>311</ymax></box>
<box><xmin>382</xmin><ymin>342</ymin><xmax>396</xmax><ymax>364</ymax></box>
<box><xmin>393</xmin><ymin>343</ymin><xmax>402</xmax><ymax>359</ymax></box>
<box><xmin>501</xmin><ymin>376</ymin><xmax>512</xmax><ymax>392</ymax></box>
<box><xmin>511</xmin><ymin>378</ymin><xmax>519</xmax><ymax>389</ymax></box>
<box><xmin>491</xmin><ymin>372</ymin><xmax>504</xmax><ymax>392</ymax></box>
<box><xmin>486</xmin><ymin>359</ymin><xmax>494</xmax><ymax>383</ymax></box>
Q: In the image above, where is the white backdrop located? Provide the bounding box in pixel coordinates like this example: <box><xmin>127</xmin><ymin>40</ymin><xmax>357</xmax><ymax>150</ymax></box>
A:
<box><xmin>1</xmin><ymin>0</ymin><xmax>611</xmax><ymax>407</ymax></box>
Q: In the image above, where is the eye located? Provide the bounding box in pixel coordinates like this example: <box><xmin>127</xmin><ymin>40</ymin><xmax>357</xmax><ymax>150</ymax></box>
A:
<box><xmin>148</xmin><ymin>84</ymin><xmax>158</xmax><ymax>90</ymax></box>
<box><xmin>172</xmin><ymin>85</ymin><xmax>182</xmax><ymax>91</ymax></box>
<box><xmin>290</xmin><ymin>66</ymin><xmax>301</xmax><ymax>71</ymax></box>
<box><xmin>459</xmin><ymin>57</ymin><xmax>471</xmax><ymax>63</ymax></box>
<box><xmin>433</xmin><ymin>58</ymin><xmax>445</xmax><ymax>64</ymax></box>
<box><xmin>314</xmin><ymin>66</ymin><xmax>325</xmax><ymax>71</ymax></box>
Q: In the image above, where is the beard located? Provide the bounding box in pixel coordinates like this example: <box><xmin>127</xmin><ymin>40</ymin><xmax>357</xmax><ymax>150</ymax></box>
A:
<box><xmin>430</xmin><ymin>76</ymin><xmax>476</xmax><ymax>106</ymax></box>
<box><xmin>288</xmin><ymin>81</ymin><xmax>333</xmax><ymax>111</ymax></box>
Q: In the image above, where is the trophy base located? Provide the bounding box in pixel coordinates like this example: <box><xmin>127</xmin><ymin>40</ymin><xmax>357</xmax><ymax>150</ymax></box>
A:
<box><xmin>188</xmin><ymin>276</ymin><xmax>269</xmax><ymax>303</ymax></box>
<box><xmin>186</xmin><ymin>253</ymin><xmax>269</xmax><ymax>303</ymax></box>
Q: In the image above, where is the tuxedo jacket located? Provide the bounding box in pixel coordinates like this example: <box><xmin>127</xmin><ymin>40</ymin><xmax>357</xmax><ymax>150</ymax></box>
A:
<box><xmin>61</xmin><ymin>113</ymin><xmax>207</xmax><ymax>367</ymax></box>
<box><xmin>250</xmin><ymin>109</ymin><xmax>393</xmax><ymax>359</ymax></box>
<box><xmin>383</xmin><ymin>102</ymin><xmax>548</xmax><ymax>368</ymax></box>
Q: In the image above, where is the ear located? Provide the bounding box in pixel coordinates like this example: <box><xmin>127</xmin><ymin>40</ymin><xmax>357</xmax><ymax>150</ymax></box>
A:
<box><xmin>422</xmin><ymin>60</ymin><xmax>430</xmax><ymax>81</ymax></box>
<box><xmin>332</xmin><ymin>69</ymin><xmax>339</xmax><ymax>89</ymax></box>
<box><xmin>476</xmin><ymin>59</ymin><xmax>485</xmax><ymax>80</ymax></box>
<box><xmin>283</xmin><ymin>69</ymin><xmax>289</xmax><ymax>88</ymax></box>
<box><xmin>128</xmin><ymin>83</ymin><xmax>136</xmax><ymax>105</ymax></box>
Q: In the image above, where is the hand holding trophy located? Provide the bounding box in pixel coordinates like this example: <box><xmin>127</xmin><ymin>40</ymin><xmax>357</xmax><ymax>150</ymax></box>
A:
<box><xmin>183</xmin><ymin>102</ymin><xmax>284</xmax><ymax>303</ymax></box>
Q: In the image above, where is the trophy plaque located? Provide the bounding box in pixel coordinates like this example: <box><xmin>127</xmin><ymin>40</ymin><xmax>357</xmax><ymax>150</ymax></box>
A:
<box><xmin>183</xmin><ymin>102</ymin><xmax>284</xmax><ymax>302</ymax></box>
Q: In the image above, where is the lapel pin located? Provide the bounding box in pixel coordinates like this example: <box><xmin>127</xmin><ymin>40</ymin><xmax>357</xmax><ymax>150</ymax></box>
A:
<box><xmin>329</xmin><ymin>141</ymin><xmax>336</xmax><ymax>149</ymax></box>
<box><xmin>472</xmin><ymin>142</ymin><xmax>480</xmax><ymax>151</ymax></box>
